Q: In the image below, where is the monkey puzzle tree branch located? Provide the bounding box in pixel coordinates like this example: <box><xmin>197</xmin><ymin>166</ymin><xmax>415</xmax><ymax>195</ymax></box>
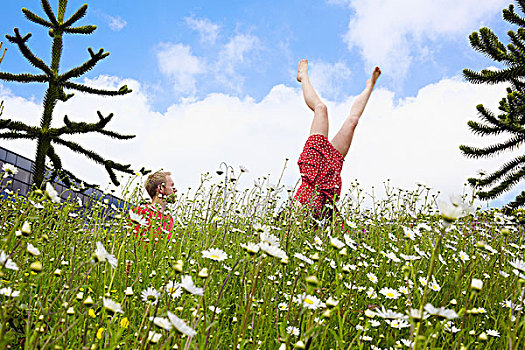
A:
<box><xmin>56</xmin><ymin>112</ymin><xmax>134</xmax><ymax>141</ymax></box>
<box><xmin>53</xmin><ymin>138</ymin><xmax>133</xmax><ymax>185</ymax></box>
<box><xmin>476</xmin><ymin>165</ymin><xmax>525</xmax><ymax>200</ymax></box>
<box><xmin>97</xmin><ymin>129</ymin><xmax>135</xmax><ymax>140</ymax></box>
<box><xmin>40</xmin><ymin>0</ymin><xmax>59</xmax><ymax>27</ymax></box>
<box><xmin>504</xmin><ymin>3</ymin><xmax>525</xmax><ymax>27</ymax></box>
<box><xmin>22</xmin><ymin>8</ymin><xmax>53</xmax><ymax>28</ymax></box>
<box><xmin>46</xmin><ymin>144</ymin><xmax>74</xmax><ymax>187</ymax></box>
<box><xmin>471</xmin><ymin>154</ymin><xmax>525</xmax><ymax>189</ymax></box>
<box><xmin>60</xmin><ymin>48</ymin><xmax>109</xmax><ymax>81</ymax></box>
<box><xmin>63</xmin><ymin>26</ymin><xmax>97</xmax><ymax>35</ymax></box>
<box><xmin>0</xmin><ymin>132</ymin><xmax>35</xmax><ymax>140</ymax></box>
<box><xmin>0</xmin><ymin>120</ymin><xmax>36</xmax><ymax>133</ymax></box>
<box><xmin>6</xmin><ymin>29</ymin><xmax>52</xmax><ymax>76</ymax></box>
<box><xmin>460</xmin><ymin>134</ymin><xmax>525</xmax><ymax>158</ymax></box>
<box><xmin>507</xmin><ymin>189</ymin><xmax>525</xmax><ymax>208</ymax></box>
<box><xmin>61</xmin><ymin>4</ymin><xmax>88</xmax><ymax>28</ymax></box>
<box><xmin>0</xmin><ymin>72</ymin><xmax>48</xmax><ymax>83</ymax></box>
<box><xmin>62</xmin><ymin>81</ymin><xmax>132</xmax><ymax>96</ymax></box>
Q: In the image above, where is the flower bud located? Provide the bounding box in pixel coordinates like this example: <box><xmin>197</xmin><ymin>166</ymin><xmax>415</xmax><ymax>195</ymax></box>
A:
<box><xmin>470</xmin><ymin>278</ymin><xmax>483</xmax><ymax>291</ymax></box>
<box><xmin>30</xmin><ymin>261</ymin><xmax>43</xmax><ymax>273</ymax></box>
<box><xmin>198</xmin><ymin>268</ymin><xmax>209</xmax><ymax>278</ymax></box>
<box><xmin>305</xmin><ymin>275</ymin><xmax>320</xmax><ymax>287</ymax></box>
<box><xmin>21</xmin><ymin>221</ymin><xmax>32</xmax><ymax>236</ymax></box>
<box><xmin>294</xmin><ymin>340</ymin><xmax>306</xmax><ymax>349</ymax></box>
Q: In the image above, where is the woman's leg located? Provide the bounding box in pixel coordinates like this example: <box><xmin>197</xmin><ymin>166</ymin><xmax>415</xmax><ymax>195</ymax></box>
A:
<box><xmin>331</xmin><ymin>66</ymin><xmax>381</xmax><ymax>158</ymax></box>
<box><xmin>297</xmin><ymin>59</ymin><xmax>329</xmax><ymax>137</ymax></box>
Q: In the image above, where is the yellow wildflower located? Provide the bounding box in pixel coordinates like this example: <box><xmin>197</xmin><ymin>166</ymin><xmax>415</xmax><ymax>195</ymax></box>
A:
<box><xmin>96</xmin><ymin>327</ymin><xmax>104</xmax><ymax>340</ymax></box>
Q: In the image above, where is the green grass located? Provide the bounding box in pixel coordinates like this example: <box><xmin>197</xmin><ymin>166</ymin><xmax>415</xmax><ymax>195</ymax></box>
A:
<box><xmin>0</xmin><ymin>170</ymin><xmax>524</xmax><ymax>350</ymax></box>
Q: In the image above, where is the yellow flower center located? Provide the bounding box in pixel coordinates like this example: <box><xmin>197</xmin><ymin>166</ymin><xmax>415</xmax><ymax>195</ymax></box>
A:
<box><xmin>386</xmin><ymin>292</ymin><xmax>394</xmax><ymax>298</ymax></box>
<box><xmin>211</xmin><ymin>255</ymin><xmax>219</xmax><ymax>259</ymax></box>
<box><xmin>305</xmin><ymin>298</ymin><xmax>314</xmax><ymax>305</ymax></box>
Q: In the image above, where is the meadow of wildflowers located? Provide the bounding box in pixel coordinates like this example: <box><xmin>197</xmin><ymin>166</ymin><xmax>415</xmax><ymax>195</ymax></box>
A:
<box><xmin>0</xmin><ymin>164</ymin><xmax>524</xmax><ymax>349</ymax></box>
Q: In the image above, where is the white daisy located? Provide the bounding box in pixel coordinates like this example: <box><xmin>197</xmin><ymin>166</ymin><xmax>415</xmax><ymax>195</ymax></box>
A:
<box><xmin>362</xmin><ymin>243</ymin><xmax>376</xmax><ymax>253</ymax></box>
<box><xmin>0</xmin><ymin>251</ymin><xmax>19</xmax><ymax>271</ymax></box>
<box><xmin>45</xmin><ymin>183</ymin><xmax>61</xmax><ymax>203</ymax></box>
<box><xmin>129</xmin><ymin>210</ymin><xmax>148</xmax><ymax>226</ymax></box>
<box><xmin>147</xmin><ymin>331</ymin><xmax>162</xmax><ymax>344</ymax></box>
<box><xmin>400</xmin><ymin>253</ymin><xmax>420</xmax><ymax>261</ymax></box>
<box><xmin>141</xmin><ymin>287</ymin><xmax>160</xmax><ymax>305</ymax></box>
<box><xmin>329</xmin><ymin>236</ymin><xmax>345</xmax><ymax>250</ymax></box>
<box><xmin>386</xmin><ymin>319</ymin><xmax>410</xmax><ymax>329</ymax></box>
<box><xmin>2</xmin><ymin>163</ymin><xmax>18</xmax><ymax>176</ymax></box>
<box><xmin>509</xmin><ymin>258</ymin><xmax>525</xmax><ymax>273</ymax></box>
<box><xmin>294</xmin><ymin>252</ymin><xmax>313</xmax><ymax>265</ymax></box>
<box><xmin>286</xmin><ymin>326</ymin><xmax>300</xmax><ymax>337</ymax></box>
<box><xmin>209</xmin><ymin>306</ymin><xmax>221</xmax><ymax>314</ymax></box>
<box><xmin>180</xmin><ymin>275</ymin><xmax>204</xmax><ymax>296</ymax></box>
<box><xmin>278</xmin><ymin>302</ymin><xmax>288</xmax><ymax>311</ymax></box>
<box><xmin>403</xmin><ymin>227</ymin><xmax>416</xmax><ymax>240</ymax></box>
<box><xmin>398</xmin><ymin>286</ymin><xmax>409</xmax><ymax>295</ymax></box>
<box><xmin>438</xmin><ymin>200</ymin><xmax>465</xmax><ymax>223</ymax></box>
<box><xmin>367</xmin><ymin>272</ymin><xmax>378</xmax><ymax>284</ymax></box>
<box><xmin>93</xmin><ymin>242</ymin><xmax>117</xmax><ymax>268</ymax></box>
<box><xmin>167</xmin><ymin>311</ymin><xmax>197</xmax><ymax>337</ymax></box>
<box><xmin>149</xmin><ymin>316</ymin><xmax>172</xmax><ymax>330</ymax></box>
<box><xmin>260</xmin><ymin>231</ymin><xmax>280</xmax><ymax>247</ymax></box>
<box><xmin>202</xmin><ymin>248</ymin><xmax>228</xmax><ymax>261</ymax></box>
<box><xmin>103</xmin><ymin>297</ymin><xmax>124</xmax><ymax>314</ymax></box>
<box><xmin>373</xmin><ymin>306</ymin><xmax>406</xmax><ymax>319</ymax></box>
<box><xmin>424</xmin><ymin>303</ymin><xmax>458</xmax><ymax>320</ymax></box>
<box><xmin>240</xmin><ymin>242</ymin><xmax>260</xmax><ymax>255</ymax></box>
<box><xmin>165</xmin><ymin>281</ymin><xmax>182</xmax><ymax>299</ymax></box>
<box><xmin>379</xmin><ymin>287</ymin><xmax>401</xmax><ymax>300</ymax></box>
<box><xmin>429</xmin><ymin>277</ymin><xmax>441</xmax><ymax>292</ymax></box>
<box><xmin>0</xmin><ymin>287</ymin><xmax>20</xmax><ymax>298</ymax></box>
<box><xmin>298</xmin><ymin>293</ymin><xmax>325</xmax><ymax>310</ymax></box>
<box><xmin>486</xmin><ymin>329</ymin><xmax>500</xmax><ymax>337</ymax></box>
<box><xmin>458</xmin><ymin>251</ymin><xmax>470</xmax><ymax>262</ymax></box>
<box><xmin>259</xmin><ymin>242</ymin><xmax>287</xmax><ymax>260</ymax></box>
<box><xmin>344</xmin><ymin>234</ymin><xmax>358</xmax><ymax>250</ymax></box>
<box><xmin>26</xmin><ymin>243</ymin><xmax>41</xmax><ymax>256</ymax></box>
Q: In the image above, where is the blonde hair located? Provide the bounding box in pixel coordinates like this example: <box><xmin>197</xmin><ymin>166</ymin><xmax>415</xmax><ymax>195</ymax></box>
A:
<box><xmin>145</xmin><ymin>171</ymin><xmax>171</xmax><ymax>199</ymax></box>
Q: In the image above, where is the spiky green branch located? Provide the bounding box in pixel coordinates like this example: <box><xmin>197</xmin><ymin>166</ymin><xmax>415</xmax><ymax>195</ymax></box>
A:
<box><xmin>462</xmin><ymin>0</ymin><xmax>525</xmax><ymax>209</ymax></box>
<box><xmin>0</xmin><ymin>0</ymin><xmax>135</xmax><ymax>188</ymax></box>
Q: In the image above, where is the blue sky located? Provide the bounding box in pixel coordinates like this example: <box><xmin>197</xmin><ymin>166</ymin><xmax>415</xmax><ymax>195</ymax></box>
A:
<box><xmin>0</xmin><ymin>0</ymin><xmax>522</xmax><ymax>207</ymax></box>
<box><xmin>1</xmin><ymin>0</ymin><xmax>507</xmax><ymax>107</ymax></box>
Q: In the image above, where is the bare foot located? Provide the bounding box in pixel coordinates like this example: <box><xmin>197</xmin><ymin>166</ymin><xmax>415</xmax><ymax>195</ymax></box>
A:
<box><xmin>369</xmin><ymin>66</ymin><xmax>381</xmax><ymax>86</ymax></box>
<box><xmin>297</xmin><ymin>59</ymin><xmax>309</xmax><ymax>83</ymax></box>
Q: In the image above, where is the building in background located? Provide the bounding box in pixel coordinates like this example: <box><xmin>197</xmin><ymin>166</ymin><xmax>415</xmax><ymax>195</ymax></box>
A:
<box><xmin>0</xmin><ymin>145</ymin><xmax>125</xmax><ymax>213</ymax></box>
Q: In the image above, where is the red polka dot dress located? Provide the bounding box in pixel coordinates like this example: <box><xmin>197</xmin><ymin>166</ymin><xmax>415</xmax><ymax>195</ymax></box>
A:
<box><xmin>294</xmin><ymin>134</ymin><xmax>344</xmax><ymax>217</ymax></box>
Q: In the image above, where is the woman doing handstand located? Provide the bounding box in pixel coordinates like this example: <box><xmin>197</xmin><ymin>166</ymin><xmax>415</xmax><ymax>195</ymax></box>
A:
<box><xmin>294</xmin><ymin>59</ymin><xmax>381</xmax><ymax>217</ymax></box>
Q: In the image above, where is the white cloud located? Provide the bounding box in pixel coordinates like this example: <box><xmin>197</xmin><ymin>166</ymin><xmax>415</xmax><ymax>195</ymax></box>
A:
<box><xmin>0</xmin><ymin>74</ymin><xmax>515</xmax><ymax>207</ymax></box>
<box><xmin>156</xmin><ymin>43</ymin><xmax>206</xmax><ymax>95</ymax></box>
<box><xmin>340</xmin><ymin>0</ymin><xmax>508</xmax><ymax>79</ymax></box>
<box><xmin>216</xmin><ymin>34</ymin><xmax>261</xmax><ymax>92</ymax></box>
<box><xmin>106</xmin><ymin>15</ymin><xmax>127</xmax><ymax>31</ymax></box>
<box><xmin>308</xmin><ymin>60</ymin><xmax>352</xmax><ymax>100</ymax></box>
<box><xmin>185</xmin><ymin>17</ymin><xmax>221</xmax><ymax>44</ymax></box>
